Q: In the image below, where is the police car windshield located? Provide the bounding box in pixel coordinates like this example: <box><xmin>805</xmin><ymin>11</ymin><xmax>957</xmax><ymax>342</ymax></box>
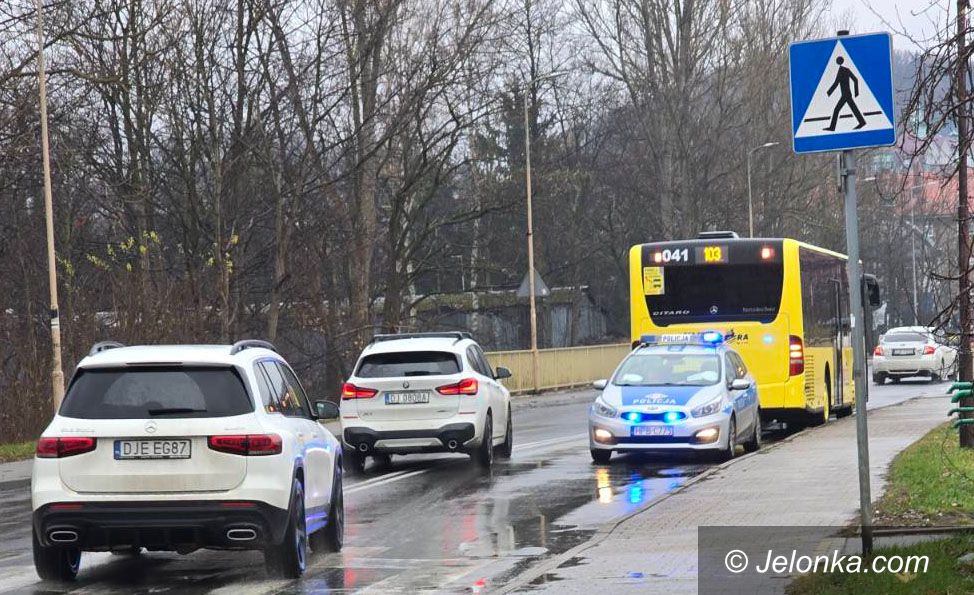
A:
<box><xmin>613</xmin><ymin>352</ymin><xmax>721</xmax><ymax>387</ymax></box>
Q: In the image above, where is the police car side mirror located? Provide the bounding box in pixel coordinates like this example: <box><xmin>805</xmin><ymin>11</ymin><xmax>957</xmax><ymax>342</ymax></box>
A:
<box><xmin>730</xmin><ymin>379</ymin><xmax>751</xmax><ymax>391</ymax></box>
<box><xmin>593</xmin><ymin>379</ymin><xmax>608</xmax><ymax>390</ymax></box>
<box><xmin>315</xmin><ymin>400</ymin><xmax>340</xmax><ymax>420</ymax></box>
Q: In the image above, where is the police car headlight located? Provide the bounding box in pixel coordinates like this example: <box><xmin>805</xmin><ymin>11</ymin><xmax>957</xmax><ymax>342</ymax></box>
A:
<box><xmin>691</xmin><ymin>397</ymin><xmax>723</xmax><ymax>418</ymax></box>
<box><xmin>592</xmin><ymin>398</ymin><xmax>618</xmax><ymax>418</ymax></box>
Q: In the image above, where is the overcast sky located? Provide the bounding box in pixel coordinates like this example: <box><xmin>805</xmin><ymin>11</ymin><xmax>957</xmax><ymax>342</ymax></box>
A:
<box><xmin>826</xmin><ymin>0</ymin><xmax>950</xmax><ymax>48</ymax></box>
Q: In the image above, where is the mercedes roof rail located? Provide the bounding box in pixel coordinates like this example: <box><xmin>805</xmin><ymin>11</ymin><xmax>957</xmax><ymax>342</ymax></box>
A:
<box><xmin>229</xmin><ymin>339</ymin><xmax>278</xmax><ymax>355</ymax></box>
<box><xmin>370</xmin><ymin>331</ymin><xmax>473</xmax><ymax>345</ymax></box>
<box><xmin>89</xmin><ymin>341</ymin><xmax>126</xmax><ymax>357</ymax></box>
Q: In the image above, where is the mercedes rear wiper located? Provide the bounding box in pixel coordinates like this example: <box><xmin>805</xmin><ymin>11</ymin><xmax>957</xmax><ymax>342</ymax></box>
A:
<box><xmin>147</xmin><ymin>407</ymin><xmax>208</xmax><ymax>416</ymax></box>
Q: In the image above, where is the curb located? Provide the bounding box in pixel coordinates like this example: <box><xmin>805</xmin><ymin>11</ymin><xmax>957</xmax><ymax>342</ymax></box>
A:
<box><xmin>493</xmin><ymin>394</ymin><xmax>932</xmax><ymax>594</ymax></box>
<box><xmin>0</xmin><ymin>477</ymin><xmax>30</xmax><ymax>491</ymax></box>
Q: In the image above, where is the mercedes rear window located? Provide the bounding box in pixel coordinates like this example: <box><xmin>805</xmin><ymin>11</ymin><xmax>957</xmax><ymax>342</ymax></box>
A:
<box><xmin>356</xmin><ymin>351</ymin><xmax>461</xmax><ymax>378</ymax></box>
<box><xmin>59</xmin><ymin>366</ymin><xmax>253</xmax><ymax>419</ymax></box>
<box><xmin>882</xmin><ymin>333</ymin><xmax>928</xmax><ymax>343</ymax></box>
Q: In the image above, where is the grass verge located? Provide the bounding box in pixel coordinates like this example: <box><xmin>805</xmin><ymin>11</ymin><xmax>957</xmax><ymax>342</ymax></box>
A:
<box><xmin>875</xmin><ymin>422</ymin><xmax>974</xmax><ymax>527</ymax></box>
<box><xmin>788</xmin><ymin>536</ymin><xmax>974</xmax><ymax>594</ymax></box>
<box><xmin>0</xmin><ymin>440</ymin><xmax>35</xmax><ymax>463</ymax></box>
<box><xmin>788</xmin><ymin>422</ymin><xmax>974</xmax><ymax>593</ymax></box>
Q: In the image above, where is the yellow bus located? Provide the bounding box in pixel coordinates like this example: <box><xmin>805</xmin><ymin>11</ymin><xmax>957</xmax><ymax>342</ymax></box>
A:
<box><xmin>629</xmin><ymin>233</ymin><xmax>854</xmax><ymax>426</ymax></box>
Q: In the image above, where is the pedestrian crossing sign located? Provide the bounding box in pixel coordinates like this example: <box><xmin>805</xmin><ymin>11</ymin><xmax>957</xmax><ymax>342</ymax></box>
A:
<box><xmin>789</xmin><ymin>32</ymin><xmax>895</xmax><ymax>154</ymax></box>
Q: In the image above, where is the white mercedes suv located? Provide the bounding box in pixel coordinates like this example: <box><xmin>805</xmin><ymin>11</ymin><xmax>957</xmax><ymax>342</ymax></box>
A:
<box><xmin>340</xmin><ymin>332</ymin><xmax>513</xmax><ymax>470</ymax></box>
<box><xmin>31</xmin><ymin>340</ymin><xmax>343</xmax><ymax>581</ymax></box>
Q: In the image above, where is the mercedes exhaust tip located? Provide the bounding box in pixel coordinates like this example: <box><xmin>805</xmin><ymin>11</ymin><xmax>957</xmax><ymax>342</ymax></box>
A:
<box><xmin>48</xmin><ymin>530</ymin><xmax>79</xmax><ymax>544</ymax></box>
<box><xmin>226</xmin><ymin>528</ymin><xmax>258</xmax><ymax>541</ymax></box>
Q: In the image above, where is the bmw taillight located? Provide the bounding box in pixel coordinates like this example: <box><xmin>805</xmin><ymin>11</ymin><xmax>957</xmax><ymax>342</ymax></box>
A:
<box><xmin>36</xmin><ymin>437</ymin><xmax>97</xmax><ymax>458</ymax></box>
<box><xmin>341</xmin><ymin>382</ymin><xmax>378</xmax><ymax>400</ymax></box>
<box><xmin>208</xmin><ymin>434</ymin><xmax>282</xmax><ymax>456</ymax></box>
<box><xmin>436</xmin><ymin>378</ymin><xmax>479</xmax><ymax>395</ymax></box>
<box><xmin>873</xmin><ymin>345</ymin><xmax>883</xmax><ymax>356</ymax></box>
<box><xmin>789</xmin><ymin>335</ymin><xmax>804</xmax><ymax>376</ymax></box>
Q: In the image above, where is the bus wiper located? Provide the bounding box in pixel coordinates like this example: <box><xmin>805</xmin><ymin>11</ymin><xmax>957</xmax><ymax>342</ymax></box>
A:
<box><xmin>147</xmin><ymin>407</ymin><xmax>208</xmax><ymax>415</ymax></box>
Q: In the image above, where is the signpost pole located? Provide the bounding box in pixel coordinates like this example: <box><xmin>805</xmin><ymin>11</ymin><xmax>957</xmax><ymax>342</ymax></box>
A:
<box><xmin>842</xmin><ymin>147</ymin><xmax>873</xmax><ymax>555</ymax></box>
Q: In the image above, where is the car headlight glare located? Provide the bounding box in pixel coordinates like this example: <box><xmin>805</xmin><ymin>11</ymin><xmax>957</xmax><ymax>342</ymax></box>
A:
<box><xmin>592</xmin><ymin>398</ymin><xmax>618</xmax><ymax>418</ymax></box>
<box><xmin>691</xmin><ymin>397</ymin><xmax>723</xmax><ymax>418</ymax></box>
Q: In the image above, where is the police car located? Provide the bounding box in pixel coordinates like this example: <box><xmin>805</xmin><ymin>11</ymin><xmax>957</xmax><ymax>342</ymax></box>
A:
<box><xmin>588</xmin><ymin>332</ymin><xmax>761</xmax><ymax>463</ymax></box>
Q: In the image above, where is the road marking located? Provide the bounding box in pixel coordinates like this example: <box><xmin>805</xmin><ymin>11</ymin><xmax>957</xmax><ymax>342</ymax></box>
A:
<box><xmin>346</xmin><ymin>433</ymin><xmax>586</xmax><ymax>495</ymax></box>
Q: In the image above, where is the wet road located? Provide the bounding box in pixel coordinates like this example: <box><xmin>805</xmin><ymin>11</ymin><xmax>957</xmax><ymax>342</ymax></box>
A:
<box><xmin>0</xmin><ymin>378</ymin><xmax>937</xmax><ymax>594</ymax></box>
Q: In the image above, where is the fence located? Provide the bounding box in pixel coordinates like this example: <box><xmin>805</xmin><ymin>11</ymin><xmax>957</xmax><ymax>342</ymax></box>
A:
<box><xmin>486</xmin><ymin>343</ymin><xmax>630</xmax><ymax>394</ymax></box>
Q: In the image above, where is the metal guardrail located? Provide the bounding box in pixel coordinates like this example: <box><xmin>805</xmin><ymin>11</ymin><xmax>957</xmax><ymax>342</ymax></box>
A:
<box><xmin>486</xmin><ymin>343</ymin><xmax>630</xmax><ymax>394</ymax></box>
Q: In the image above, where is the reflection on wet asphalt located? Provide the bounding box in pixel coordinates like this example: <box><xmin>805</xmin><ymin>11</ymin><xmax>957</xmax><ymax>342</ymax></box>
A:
<box><xmin>0</xmin><ymin>397</ymin><xmax>745</xmax><ymax>594</ymax></box>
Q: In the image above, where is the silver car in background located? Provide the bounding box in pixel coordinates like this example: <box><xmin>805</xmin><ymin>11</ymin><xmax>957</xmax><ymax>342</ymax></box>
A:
<box><xmin>872</xmin><ymin>326</ymin><xmax>957</xmax><ymax>384</ymax></box>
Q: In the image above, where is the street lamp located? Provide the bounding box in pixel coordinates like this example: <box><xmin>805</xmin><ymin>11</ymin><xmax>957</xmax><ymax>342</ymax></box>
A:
<box><xmin>522</xmin><ymin>70</ymin><xmax>567</xmax><ymax>393</ymax></box>
<box><xmin>747</xmin><ymin>142</ymin><xmax>779</xmax><ymax>237</ymax></box>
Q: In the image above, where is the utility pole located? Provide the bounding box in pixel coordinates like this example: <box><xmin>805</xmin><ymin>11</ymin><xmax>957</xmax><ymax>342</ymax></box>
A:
<box><xmin>35</xmin><ymin>0</ymin><xmax>65</xmax><ymax>410</ymax></box>
<box><xmin>956</xmin><ymin>0</ymin><xmax>974</xmax><ymax>447</ymax></box>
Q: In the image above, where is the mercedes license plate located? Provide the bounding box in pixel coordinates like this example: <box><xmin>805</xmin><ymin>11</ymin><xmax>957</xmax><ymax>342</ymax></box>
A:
<box><xmin>385</xmin><ymin>391</ymin><xmax>431</xmax><ymax>405</ymax></box>
<box><xmin>632</xmin><ymin>425</ymin><xmax>674</xmax><ymax>437</ymax></box>
<box><xmin>114</xmin><ymin>439</ymin><xmax>191</xmax><ymax>460</ymax></box>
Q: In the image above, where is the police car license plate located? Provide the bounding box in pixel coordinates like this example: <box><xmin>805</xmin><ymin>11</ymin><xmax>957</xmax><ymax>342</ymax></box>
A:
<box><xmin>114</xmin><ymin>439</ymin><xmax>191</xmax><ymax>460</ymax></box>
<box><xmin>632</xmin><ymin>426</ymin><xmax>674</xmax><ymax>437</ymax></box>
<box><xmin>385</xmin><ymin>391</ymin><xmax>431</xmax><ymax>405</ymax></box>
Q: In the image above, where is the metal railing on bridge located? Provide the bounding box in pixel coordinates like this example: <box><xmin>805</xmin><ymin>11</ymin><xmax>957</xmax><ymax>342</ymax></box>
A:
<box><xmin>486</xmin><ymin>343</ymin><xmax>630</xmax><ymax>395</ymax></box>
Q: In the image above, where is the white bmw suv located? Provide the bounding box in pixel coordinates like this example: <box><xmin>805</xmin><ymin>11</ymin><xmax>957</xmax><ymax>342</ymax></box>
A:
<box><xmin>31</xmin><ymin>340</ymin><xmax>343</xmax><ymax>581</ymax></box>
<box><xmin>340</xmin><ymin>332</ymin><xmax>513</xmax><ymax>470</ymax></box>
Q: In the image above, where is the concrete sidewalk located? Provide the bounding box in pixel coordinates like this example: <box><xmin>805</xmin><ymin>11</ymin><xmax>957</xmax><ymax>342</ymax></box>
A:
<box><xmin>502</xmin><ymin>393</ymin><xmax>950</xmax><ymax>593</ymax></box>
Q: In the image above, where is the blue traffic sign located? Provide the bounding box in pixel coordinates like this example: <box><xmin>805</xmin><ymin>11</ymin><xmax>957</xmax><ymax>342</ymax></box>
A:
<box><xmin>789</xmin><ymin>32</ymin><xmax>895</xmax><ymax>154</ymax></box>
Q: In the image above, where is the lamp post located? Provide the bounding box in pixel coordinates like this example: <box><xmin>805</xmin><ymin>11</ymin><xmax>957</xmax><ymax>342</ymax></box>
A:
<box><xmin>522</xmin><ymin>71</ymin><xmax>566</xmax><ymax>393</ymax></box>
<box><xmin>35</xmin><ymin>0</ymin><xmax>65</xmax><ymax>409</ymax></box>
<box><xmin>747</xmin><ymin>142</ymin><xmax>779</xmax><ymax>237</ymax></box>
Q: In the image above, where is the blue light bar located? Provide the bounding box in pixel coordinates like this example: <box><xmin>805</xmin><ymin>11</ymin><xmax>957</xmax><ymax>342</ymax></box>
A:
<box><xmin>640</xmin><ymin>332</ymin><xmax>724</xmax><ymax>347</ymax></box>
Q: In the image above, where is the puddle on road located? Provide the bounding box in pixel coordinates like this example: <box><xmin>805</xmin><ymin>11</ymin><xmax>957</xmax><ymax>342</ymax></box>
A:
<box><xmin>286</xmin><ymin>447</ymin><xmax>712</xmax><ymax>593</ymax></box>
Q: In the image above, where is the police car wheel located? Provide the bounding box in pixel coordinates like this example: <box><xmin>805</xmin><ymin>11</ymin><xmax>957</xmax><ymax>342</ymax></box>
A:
<box><xmin>743</xmin><ymin>412</ymin><xmax>761</xmax><ymax>453</ymax></box>
<box><xmin>718</xmin><ymin>416</ymin><xmax>737</xmax><ymax>462</ymax></box>
<box><xmin>590</xmin><ymin>449</ymin><xmax>612</xmax><ymax>464</ymax></box>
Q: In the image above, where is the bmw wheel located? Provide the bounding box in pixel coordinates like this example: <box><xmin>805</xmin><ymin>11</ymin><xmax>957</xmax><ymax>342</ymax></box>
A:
<box><xmin>473</xmin><ymin>414</ymin><xmax>494</xmax><ymax>468</ymax></box>
<box><xmin>496</xmin><ymin>408</ymin><xmax>513</xmax><ymax>459</ymax></box>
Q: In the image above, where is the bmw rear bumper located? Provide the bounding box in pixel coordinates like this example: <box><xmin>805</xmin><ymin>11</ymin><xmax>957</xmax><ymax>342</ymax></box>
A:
<box><xmin>343</xmin><ymin>423</ymin><xmax>477</xmax><ymax>454</ymax></box>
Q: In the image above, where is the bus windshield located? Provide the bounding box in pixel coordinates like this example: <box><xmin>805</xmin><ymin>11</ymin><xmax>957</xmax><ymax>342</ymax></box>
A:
<box><xmin>646</xmin><ymin>263</ymin><xmax>783</xmax><ymax>325</ymax></box>
<box><xmin>613</xmin><ymin>353</ymin><xmax>721</xmax><ymax>387</ymax></box>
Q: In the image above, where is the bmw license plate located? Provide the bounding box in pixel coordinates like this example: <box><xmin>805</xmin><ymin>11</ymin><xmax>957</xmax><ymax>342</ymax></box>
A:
<box><xmin>632</xmin><ymin>425</ymin><xmax>674</xmax><ymax>437</ymax></box>
<box><xmin>892</xmin><ymin>349</ymin><xmax>914</xmax><ymax>356</ymax></box>
<box><xmin>385</xmin><ymin>391</ymin><xmax>431</xmax><ymax>405</ymax></box>
<box><xmin>114</xmin><ymin>439</ymin><xmax>191</xmax><ymax>460</ymax></box>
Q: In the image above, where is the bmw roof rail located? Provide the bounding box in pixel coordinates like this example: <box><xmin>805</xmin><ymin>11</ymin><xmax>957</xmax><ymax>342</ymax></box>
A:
<box><xmin>370</xmin><ymin>331</ymin><xmax>473</xmax><ymax>345</ymax></box>
<box><xmin>89</xmin><ymin>341</ymin><xmax>125</xmax><ymax>357</ymax></box>
<box><xmin>230</xmin><ymin>339</ymin><xmax>278</xmax><ymax>355</ymax></box>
